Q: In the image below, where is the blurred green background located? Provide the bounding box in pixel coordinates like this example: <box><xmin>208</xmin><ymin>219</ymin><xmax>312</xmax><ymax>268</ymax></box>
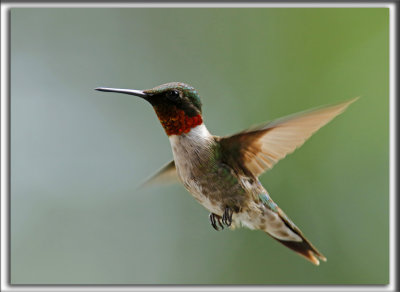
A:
<box><xmin>10</xmin><ymin>8</ymin><xmax>389</xmax><ymax>284</ymax></box>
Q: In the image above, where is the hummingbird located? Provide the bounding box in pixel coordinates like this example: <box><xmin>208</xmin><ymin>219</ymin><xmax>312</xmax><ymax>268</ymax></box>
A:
<box><xmin>95</xmin><ymin>82</ymin><xmax>357</xmax><ymax>265</ymax></box>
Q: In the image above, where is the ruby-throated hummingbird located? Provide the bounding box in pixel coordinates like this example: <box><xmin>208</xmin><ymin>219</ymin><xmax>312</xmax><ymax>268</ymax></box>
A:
<box><xmin>96</xmin><ymin>82</ymin><xmax>357</xmax><ymax>265</ymax></box>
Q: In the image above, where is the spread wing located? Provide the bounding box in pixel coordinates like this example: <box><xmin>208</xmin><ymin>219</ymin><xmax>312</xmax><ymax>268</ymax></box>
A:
<box><xmin>219</xmin><ymin>98</ymin><xmax>358</xmax><ymax>178</ymax></box>
<box><xmin>139</xmin><ymin>160</ymin><xmax>179</xmax><ymax>188</ymax></box>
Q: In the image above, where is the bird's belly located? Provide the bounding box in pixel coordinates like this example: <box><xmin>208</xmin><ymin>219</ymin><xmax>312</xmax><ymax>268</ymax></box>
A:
<box><xmin>170</xmin><ymin>139</ymin><xmax>249</xmax><ymax>215</ymax></box>
<box><xmin>182</xmin><ymin>179</ymin><xmax>224</xmax><ymax>215</ymax></box>
<box><xmin>180</xmin><ymin>169</ymin><xmax>249</xmax><ymax>217</ymax></box>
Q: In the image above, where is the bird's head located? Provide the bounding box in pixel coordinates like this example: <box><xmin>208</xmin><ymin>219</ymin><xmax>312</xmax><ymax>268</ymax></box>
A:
<box><xmin>96</xmin><ymin>82</ymin><xmax>203</xmax><ymax>136</ymax></box>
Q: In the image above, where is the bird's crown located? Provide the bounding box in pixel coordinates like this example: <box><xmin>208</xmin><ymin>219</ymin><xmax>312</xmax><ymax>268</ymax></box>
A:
<box><xmin>144</xmin><ymin>82</ymin><xmax>202</xmax><ymax>114</ymax></box>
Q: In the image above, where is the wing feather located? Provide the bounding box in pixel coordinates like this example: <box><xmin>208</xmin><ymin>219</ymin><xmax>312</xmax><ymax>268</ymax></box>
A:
<box><xmin>220</xmin><ymin>97</ymin><xmax>358</xmax><ymax>177</ymax></box>
<box><xmin>140</xmin><ymin>160</ymin><xmax>179</xmax><ymax>188</ymax></box>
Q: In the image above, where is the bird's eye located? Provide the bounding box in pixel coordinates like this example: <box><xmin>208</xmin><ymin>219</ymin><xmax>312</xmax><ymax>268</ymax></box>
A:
<box><xmin>166</xmin><ymin>90</ymin><xmax>180</xmax><ymax>101</ymax></box>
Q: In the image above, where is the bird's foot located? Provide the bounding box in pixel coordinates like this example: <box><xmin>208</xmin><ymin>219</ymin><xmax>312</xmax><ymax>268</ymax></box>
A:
<box><xmin>209</xmin><ymin>213</ymin><xmax>224</xmax><ymax>231</ymax></box>
<box><xmin>222</xmin><ymin>206</ymin><xmax>234</xmax><ymax>227</ymax></box>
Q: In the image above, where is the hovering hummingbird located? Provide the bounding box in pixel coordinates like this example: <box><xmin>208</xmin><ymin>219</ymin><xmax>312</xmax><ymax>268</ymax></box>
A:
<box><xmin>96</xmin><ymin>82</ymin><xmax>357</xmax><ymax>265</ymax></box>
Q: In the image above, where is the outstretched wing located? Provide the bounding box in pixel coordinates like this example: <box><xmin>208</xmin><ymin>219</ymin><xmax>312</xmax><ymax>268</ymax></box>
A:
<box><xmin>140</xmin><ymin>160</ymin><xmax>179</xmax><ymax>188</ymax></box>
<box><xmin>220</xmin><ymin>98</ymin><xmax>358</xmax><ymax>178</ymax></box>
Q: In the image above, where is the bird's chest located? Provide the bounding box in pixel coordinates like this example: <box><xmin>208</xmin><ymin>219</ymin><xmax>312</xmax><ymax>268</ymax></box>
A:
<box><xmin>169</xmin><ymin>127</ymin><xmax>250</xmax><ymax>215</ymax></box>
<box><xmin>173</xmin><ymin>147</ymin><xmax>219</xmax><ymax>210</ymax></box>
<box><xmin>169</xmin><ymin>131</ymin><xmax>223</xmax><ymax>214</ymax></box>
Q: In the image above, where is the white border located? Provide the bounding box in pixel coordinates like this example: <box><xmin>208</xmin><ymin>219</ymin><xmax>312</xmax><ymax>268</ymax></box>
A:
<box><xmin>388</xmin><ymin>2</ymin><xmax>396</xmax><ymax>291</ymax></box>
<box><xmin>0</xmin><ymin>2</ymin><xmax>397</xmax><ymax>8</ymax></box>
<box><xmin>1</xmin><ymin>2</ymin><xmax>396</xmax><ymax>292</ymax></box>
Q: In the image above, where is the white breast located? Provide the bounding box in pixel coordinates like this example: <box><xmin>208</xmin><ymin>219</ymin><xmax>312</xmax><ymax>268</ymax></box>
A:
<box><xmin>169</xmin><ymin>124</ymin><xmax>219</xmax><ymax>210</ymax></box>
<box><xmin>168</xmin><ymin>124</ymin><xmax>213</xmax><ymax>179</ymax></box>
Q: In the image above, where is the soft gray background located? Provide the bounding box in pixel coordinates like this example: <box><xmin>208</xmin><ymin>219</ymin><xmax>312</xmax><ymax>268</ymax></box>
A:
<box><xmin>11</xmin><ymin>8</ymin><xmax>389</xmax><ymax>284</ymax></box>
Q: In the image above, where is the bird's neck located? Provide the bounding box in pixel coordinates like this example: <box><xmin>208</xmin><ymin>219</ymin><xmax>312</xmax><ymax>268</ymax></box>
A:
<box><xmin>153</xmin><ymin>104</ymin><xmax>203</xmax><ymax>136</ymax></box>
<box><xmin>169</xmin><ymin>123</ymin><xmax>213</xmax><ymax>148</ymax></box>
<box><xmin>168</xmin><ymin>124</ymin><xmax>214</xmax><ymax>166</ymax></box>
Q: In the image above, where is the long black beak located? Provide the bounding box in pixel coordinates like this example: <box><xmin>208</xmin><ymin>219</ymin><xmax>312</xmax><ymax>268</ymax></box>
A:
<box><xmin>95</xmin><ymin>87</ymin><xmax>149</xmax><ymax>99</ymax></box>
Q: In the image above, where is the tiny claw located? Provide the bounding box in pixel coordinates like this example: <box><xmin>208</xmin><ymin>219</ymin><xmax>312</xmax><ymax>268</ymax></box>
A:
<box><xmin>209</xmin><ymin>213</ymin><xmax>217</xmax><ymax>230</ymax></box>
<box><xmin>209</xmin><ymin>213</ymin><xmax>223</xmax><ymax>231</ymax></box>
<box><xmin>222</xmin><ymin>207</ymin><xmax>233</xmax><ymax>227</ymax></box>
<box><xmin>217</xmin><ymin>217</ymin><xmax>224</xmax><ymax>230</ymax></box>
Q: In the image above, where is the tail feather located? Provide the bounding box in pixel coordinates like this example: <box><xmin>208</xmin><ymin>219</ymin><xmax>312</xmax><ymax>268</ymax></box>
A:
<box><xmin>270</xmin><ymin>232</ymin><xmax>327</xmax><ymax>265</ymax></box>
<box><xmin>269</xmin><ymin>207</ymin><xmax>327</xmax><ymax>265</ymax></box>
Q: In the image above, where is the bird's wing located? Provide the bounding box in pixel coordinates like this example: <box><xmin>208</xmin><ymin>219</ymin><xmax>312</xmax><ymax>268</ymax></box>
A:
<box><xmin>139</xmin><ymin>160</ymin><xmax>179</xmax><ymax>188</ymax></box>
<box><xmin>219</xmin><ymin>97</ymin><xmax>358</xmax><ymax>178</ymax></box>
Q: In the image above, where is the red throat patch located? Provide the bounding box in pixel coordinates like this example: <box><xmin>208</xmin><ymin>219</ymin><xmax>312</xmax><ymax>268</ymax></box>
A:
<box><xmin>153</xmin><ymin>105</ymin><xmax>203</xmax><ymax>136</ymax></box>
